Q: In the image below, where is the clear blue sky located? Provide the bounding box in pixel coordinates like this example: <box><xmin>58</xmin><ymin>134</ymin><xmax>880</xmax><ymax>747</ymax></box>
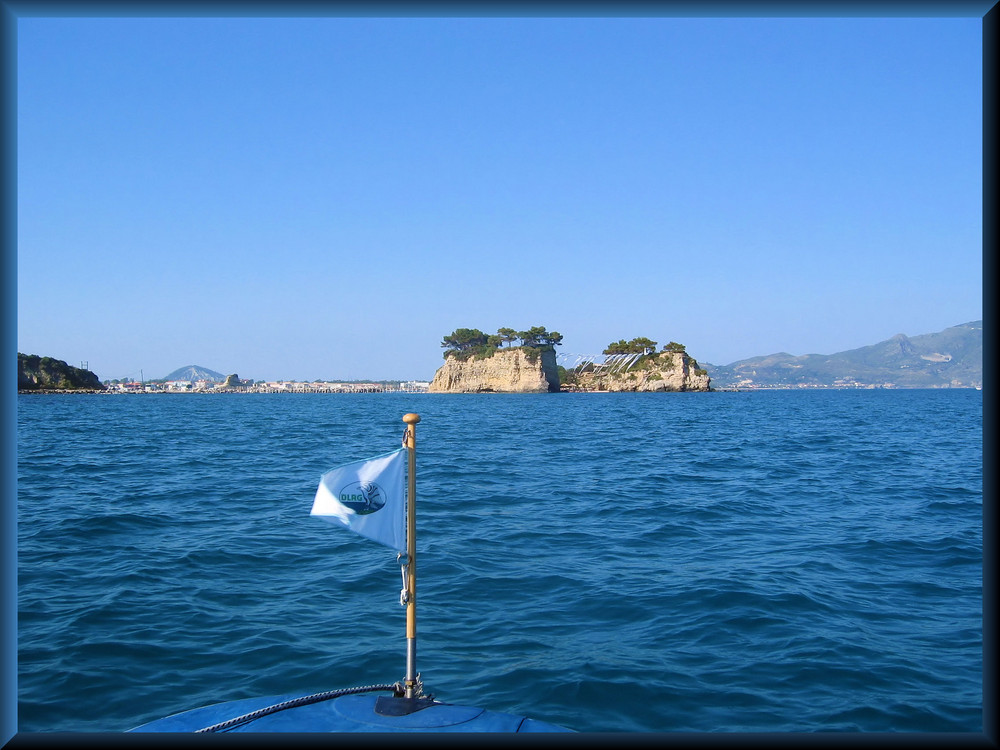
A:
<box><xmin>16</xmin><ymin>15</ymin><xmax>983</xmax><ymax>382</ymax></box>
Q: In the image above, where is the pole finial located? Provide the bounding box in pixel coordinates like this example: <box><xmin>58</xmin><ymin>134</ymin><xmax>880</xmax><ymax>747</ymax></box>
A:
<box><xmin>403</xmin><ymin>413</ymin><xmax>421</xmax><ymax>424</ymax></box>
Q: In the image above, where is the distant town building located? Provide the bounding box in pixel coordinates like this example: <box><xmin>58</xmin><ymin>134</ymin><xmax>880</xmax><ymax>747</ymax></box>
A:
<box><xmin>400</xmin><ymin>381</ymin><xmax>430</xmax><ymax>392</ymax></box>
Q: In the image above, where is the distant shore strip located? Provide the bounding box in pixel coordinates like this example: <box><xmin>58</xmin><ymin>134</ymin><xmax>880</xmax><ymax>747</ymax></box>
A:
<box><xmin>19</xmin><ymin>383</ymin><xmax>429</xmax><ymax>395</ymax></box>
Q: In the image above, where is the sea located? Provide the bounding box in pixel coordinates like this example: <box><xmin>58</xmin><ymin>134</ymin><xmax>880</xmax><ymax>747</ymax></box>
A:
<box><xmin>15</xmin><ymin>389</ymin><xmax>983</xmax><ymax>734</ymax></box>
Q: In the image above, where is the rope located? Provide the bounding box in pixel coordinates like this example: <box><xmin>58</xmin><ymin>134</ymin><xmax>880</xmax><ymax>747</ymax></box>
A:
<box><xmin>194</xmin><ymin>682</ymin><xmax>401</xmax><ymax>733</ymax></box>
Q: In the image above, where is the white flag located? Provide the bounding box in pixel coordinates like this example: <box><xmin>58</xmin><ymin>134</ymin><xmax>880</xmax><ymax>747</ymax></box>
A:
<box><xmin>311</xmin><ymin>449</ymin><xmax>406</xmax><ymax>552</ymax></box>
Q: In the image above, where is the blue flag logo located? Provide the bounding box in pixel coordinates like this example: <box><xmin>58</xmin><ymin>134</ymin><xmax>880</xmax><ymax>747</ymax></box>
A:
<box><xmin>339</xmin><ymin>481</ymin><xmax>387</xmax><ymax>515</ymax></box>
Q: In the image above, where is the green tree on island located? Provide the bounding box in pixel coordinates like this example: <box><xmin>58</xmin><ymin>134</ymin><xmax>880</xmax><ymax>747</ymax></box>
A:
<box><xmin>518</xmin><ymin>326</ymin><xmax>564</xmax><ymax>347</ymax></box>
<box><xmin>441</xmin><ymin>328</ymin><xmax>489</xmax><ymax>351</ymax></box>
<box><xmin>497</xmin><ymin>327</ymin><xmax>519</xmax><ymax>347</ymax></box>
<box><xmin>603</xmin><ymin>337</ymin><xmax>658</xmax><ymax>355</ymax></box>
<box><xmin>441</xmin><ymin>325</ymin><xmax>563</xmax><ymax>360</ymax></box>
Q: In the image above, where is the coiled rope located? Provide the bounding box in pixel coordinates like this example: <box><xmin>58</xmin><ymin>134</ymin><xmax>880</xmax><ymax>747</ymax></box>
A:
<box><xmin>194</xmin><ymin>682</ymin><xmax>401</xmax><ymax>733</ymax></box>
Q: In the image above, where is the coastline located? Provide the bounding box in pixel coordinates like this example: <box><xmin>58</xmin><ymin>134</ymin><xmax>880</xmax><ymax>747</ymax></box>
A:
<box><xmin>17</xmin><ymin>384</ymin><xmax>983</xmax><ymax>395</ymax></box>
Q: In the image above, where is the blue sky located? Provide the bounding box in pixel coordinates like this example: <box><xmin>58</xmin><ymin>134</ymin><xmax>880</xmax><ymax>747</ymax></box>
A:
<box><xmin>16</xmin><ymin>14</ymin><xmax>982</xmax><ymax>382</ymax></box>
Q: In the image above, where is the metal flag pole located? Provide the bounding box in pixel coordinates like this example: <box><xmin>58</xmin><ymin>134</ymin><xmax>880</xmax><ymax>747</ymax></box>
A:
<box><xmin>402</xmin><ymin>413</ymin><xmax>420</xmax><ymax>699</ymax></box>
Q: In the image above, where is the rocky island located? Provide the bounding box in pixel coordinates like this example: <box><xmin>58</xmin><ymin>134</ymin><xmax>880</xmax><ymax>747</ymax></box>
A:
<box><xmin>427</xmin><ymin>328</ymin><xmax>711</xmax><ymax>393</ymax></box>
<box><xmin>428</xmin><ymin>326</ymin><xmax>562</xmax><ymax>393</ymax></box>
<box><xmin>567</xmin><ymin>341</ymin><xmax>711</xmax><ymax>392</ymax></box>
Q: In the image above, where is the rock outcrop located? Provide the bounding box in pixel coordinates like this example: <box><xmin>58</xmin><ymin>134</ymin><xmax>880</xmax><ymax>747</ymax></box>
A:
<box><xmin>17</xmin><ymin>353</ymin><xmax>105</xmax><ymax>391</ymax></box>
<box><xmin>428</xmin><ymin>347</ymin><xmax>559</xmax><ymax>393</ymax></box>
<box><xmin>570</xmin><ymin>351</ymin><xmax>710</xmax><ymax>392</ymax></box>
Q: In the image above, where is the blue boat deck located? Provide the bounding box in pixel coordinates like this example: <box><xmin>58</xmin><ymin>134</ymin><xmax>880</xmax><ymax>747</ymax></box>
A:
<box><xmin>131</xmin><ymin>692</ymin><xmax>573</xmax><ymax>733</ymax></box>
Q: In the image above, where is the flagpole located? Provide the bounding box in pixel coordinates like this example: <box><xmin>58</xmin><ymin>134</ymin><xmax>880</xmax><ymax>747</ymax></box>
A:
<box><xmin>402</xmin><ymin>413</ymin><xmax>420</xmax><ymax>699</ymax></box>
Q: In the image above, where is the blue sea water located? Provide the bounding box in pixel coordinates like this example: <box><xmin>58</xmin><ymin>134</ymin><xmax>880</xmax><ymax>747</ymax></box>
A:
<box><xmin>16</xmin><ymin>389</ymin><xmax>983</xmax><ymax>734</ymax></box>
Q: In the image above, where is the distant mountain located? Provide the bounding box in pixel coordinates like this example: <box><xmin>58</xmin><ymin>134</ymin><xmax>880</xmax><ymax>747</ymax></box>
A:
<box><xmin>162</xmin><ymin>365</ymin><xmax>226</xmax><ymax>382</ymax></box>
<box><xmin>703</xmin><ymin>321</ymin><xmax>982</xmax><ymax>389</ymax></box>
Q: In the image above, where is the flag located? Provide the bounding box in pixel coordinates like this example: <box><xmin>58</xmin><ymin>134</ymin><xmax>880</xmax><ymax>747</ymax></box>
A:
<box><xmin>311</xmin><ymin>448</ymin><xmax>406</xmax><ymax>551</ymax></box>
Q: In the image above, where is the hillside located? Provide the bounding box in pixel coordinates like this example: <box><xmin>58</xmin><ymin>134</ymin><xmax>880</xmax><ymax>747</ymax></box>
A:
<box><xmin>703</xmin><ymin>321</ymin><xmax>982</xmax><ymax>389</ymax></box>
<box><xmin>18</xmin><ymin>353</ymin><xmax>105</xmax><ymax>391</ymax></box>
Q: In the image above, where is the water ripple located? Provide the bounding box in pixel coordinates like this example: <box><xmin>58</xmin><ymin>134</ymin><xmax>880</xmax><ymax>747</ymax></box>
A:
<box><xmin>17</xmin><ymin>390</ymin><xmax>982</xmax><ymax>732</ymax></box>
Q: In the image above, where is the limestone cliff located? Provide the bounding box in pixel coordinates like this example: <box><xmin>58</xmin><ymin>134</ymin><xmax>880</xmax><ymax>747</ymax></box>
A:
<box><xmin>570</xmin><ymin>351</ymin><xmax>711</xmax><ymax>392</ymax></box>
<box><xmin>428</xmin><ymin>347</ymin><xmax>560</xmax><ymax>393</ymax></box>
